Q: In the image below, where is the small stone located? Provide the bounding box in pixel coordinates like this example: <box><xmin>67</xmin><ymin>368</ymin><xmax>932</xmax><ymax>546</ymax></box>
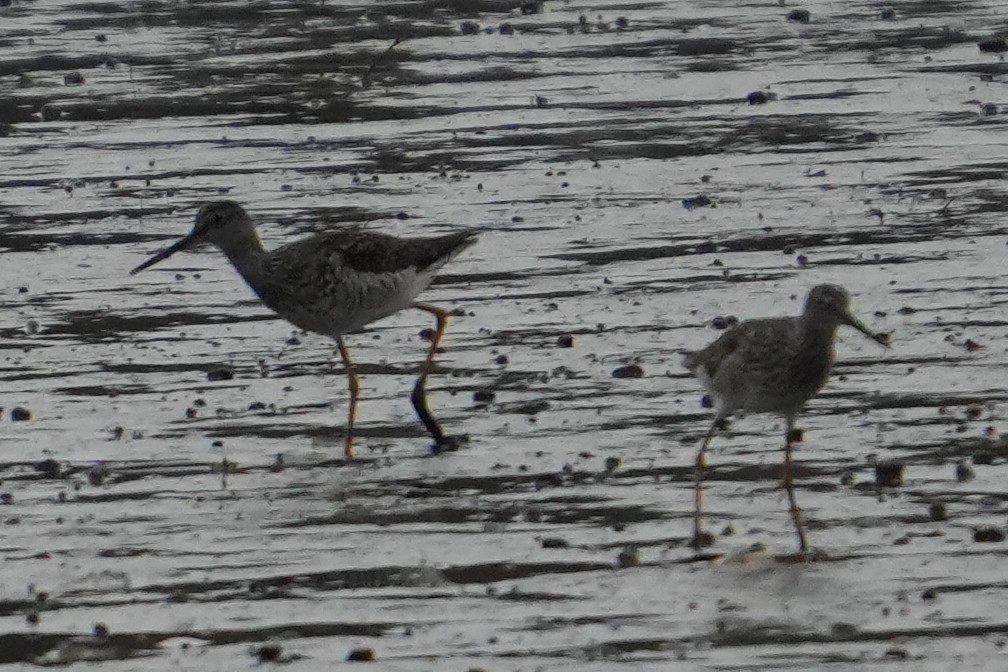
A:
<box><xmin>921</xmin><ymin>588</ymin><xmax>938</xmax><ymax>600</ymax></box>
<box><xmin>206</xmin><ymin>367</ymin><xmax>234</xmax><ymax>382</ymax></box>
<box><xmin>63</xmin><ymin>72</ymin><xmax>85</xmax><ymax>86</ymax></box>
<box><xmin>874</xmin><ymin>461</ymin><xmax>904</xmax><ymax>487</ymax></box>
<box><xmin>682</xmin><ymin>194</ymin><xmax>712</xmax><ymax>210</ymax></box>
<box><xmin>978</xmin><ymin>37</ymin><xmax>1008</xmax><ymax>53</ymax></box>
<box><xmin>347</xmin><ymin>647</ymin><xmax>375</xmax><ymax>662</ymax></box>
<box><xmin>880</xmin><ymin>7</ymin><xmax>896</xmax><ymax>19</ymax></box>
<box><xmin>473</xmin><ymin>389</ymin><xmax>495</xmax><ymax>405</ymax></box>
<box><xmin>974</xmin><ymin>527</ymin><xmax>1005</xmax><ymax>543</ymax></box>
<box><xmin>884</xmin><ymin>647</ymin><xmax>909</xmax><ymax>660</ymax></box>
<box><xmin>35</xmin><ymin>459</ymin><xmax>61</xmax><ymax>479</ymax></box>
<box><xmin>928</xmin><ymin>502</ymin><xmax>947</xmax><ymax>521</ymax></box>
<box><xmin>499</xmin><ymin>23</ymin><xmax>514</xmax><ymax>35</ymax></box>
<box><xmin>556</xmin><ymin>334</ymin><xmax>574</xmax><ymax>348</ymax></box>
<box><xmin>11</xmin><ymin>407</ymin><xmax>30</xmax><ymax>421</ymax></box>
<box><xmin>955</xmin><ymin>460</ymin><xmax>975</xmax><ymax>482</ymax></box>
<box><xmin>26</xmin><ymin>612</ymin><xmax>39</xmax><ymax>626</ymax></box>
<box><xmin>746</xmin><ymin>90</ymin><xmax>777</xmax><ymax>105</ymax></box>
<box><xmin>460</xmin><ymin>21</ymin><xmax>480</xmax><ymax>35</ymax></box>
<box><xmin>0</xmin><ymin>493</ymin><xmax>12</xmax><ymax>505</ymax></box>
<box><xmin>92</xmin><ymin>622</ymin><xmax>109</xmax><ymax>637</ymax></box>
<box><xmin>541</xmin><ymin>537</ymin><xmax>569</xmax><ymax>549</ymax></box>
<box><xmin>617</xmin><ymin>545</ymin><xmax>640</xmax><ymax>568</ymax></box>
<box><xmin>975</xmin><ymin>451</ymin><xmax>994</xmax><ymax>465</ymax></box>
<box><xmin>88</xmin><ymin>463</ymin><xmax>108</xmax><ymax>487</ymax></box>
<box><xmin>494</xmin><ymin>354</ymin><xmax>508</xmax><ymax>365</ymax></box>
<box><xmin>255</xmin><ymin>644</ymin><xmax>282</xmax><ymax>663</ymax></box>
<box><xmin>612</xmin><ymin>364</ymin><xmax>644</xmax><ymax>379</ymax></box>
<box><xmin>604</xmin><ymin>456</ymin><xmax>620</xmax><ymax>473</ymax></box>
<box><xmin>787</xmin><ymin>8</ymin><xmax>810</xmax><ymax>23</ymax></box>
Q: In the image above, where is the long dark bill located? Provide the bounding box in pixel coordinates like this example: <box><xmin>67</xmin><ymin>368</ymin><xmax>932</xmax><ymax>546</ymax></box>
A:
<box><xmin>844</xmin><ymin>311</ymin><xmax>890</xmax><ymax>347</ymax></box>
<box><xmin>130</xmin><ymin>232</ymin><xmax>199</xmax><ymax>275</ymax></box>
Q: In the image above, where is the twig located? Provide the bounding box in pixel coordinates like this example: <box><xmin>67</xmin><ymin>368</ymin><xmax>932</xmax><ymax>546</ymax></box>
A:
<box><xmin>361</xmin><ymin>37</ymin><xmax>404</xmax><ymax>89</ymax></box>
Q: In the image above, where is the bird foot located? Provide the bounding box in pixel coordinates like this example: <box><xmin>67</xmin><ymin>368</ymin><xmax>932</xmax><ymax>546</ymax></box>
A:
<box><xmin>430</xmin><ymin>434</ymin><xmax>469</xmax><ymax>454</ymax></box>
<box><xmin>689</xmin><ymin>529</ymin><xmax>717</xmax><ymax>550</ymax></box>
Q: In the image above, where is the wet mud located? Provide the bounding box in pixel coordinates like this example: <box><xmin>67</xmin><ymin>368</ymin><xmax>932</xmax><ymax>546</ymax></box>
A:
<box><xmin>4</xmin><ymin>0</ymin><xmax>1008</xmax><ymax>668</ymax></box>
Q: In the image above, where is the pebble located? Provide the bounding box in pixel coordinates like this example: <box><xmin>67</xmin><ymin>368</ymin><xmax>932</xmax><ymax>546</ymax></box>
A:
<box><xmin>612</xmin><ymin>364</ymin><xmax>644</xmax><ymax>379</ymax></box>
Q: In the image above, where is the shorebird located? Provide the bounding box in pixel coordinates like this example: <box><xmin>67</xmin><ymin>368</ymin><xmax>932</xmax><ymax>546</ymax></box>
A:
<box><xmin>131</xmin><ymin>200</ymin><xmax>477</xmax><ymax>460</ymax></box>
<box><xmin>683</xmin><ymin>284</ymin><xmax>889</xmax><ymax>555</ymax></box>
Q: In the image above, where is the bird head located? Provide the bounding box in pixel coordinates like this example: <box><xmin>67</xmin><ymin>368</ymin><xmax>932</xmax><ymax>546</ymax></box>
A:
<box><xmin>806</xmin><ymin>284</ymin><xmax>889</xmax><ymax>346</ymax></box>
<box><xmin>130</xmin><ymin>201</ymin><xmax>251</xmax><ymax>274</ymax></box>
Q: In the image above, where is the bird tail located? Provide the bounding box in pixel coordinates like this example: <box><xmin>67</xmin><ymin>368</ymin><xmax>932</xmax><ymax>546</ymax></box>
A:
<box><xmin>442</xmin><ymin>230</ymin><xmax>478</xmax><ymax>260</ymax></box>
<box><xmin>419</xmin><ymin>230</ymin><xmax>477</xmax><ymax>273</ymax></box>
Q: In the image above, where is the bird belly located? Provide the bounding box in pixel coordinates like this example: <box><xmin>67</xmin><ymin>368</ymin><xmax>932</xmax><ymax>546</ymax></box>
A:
<box><xmin>260</xmin><ymin>267</ymin><xmax>435</xmax><ymax>338</ymax></box>
<box><xmin>707</xmin><ymin>351</ymin><xmax>832</xmax><ymax>417</ymax></box>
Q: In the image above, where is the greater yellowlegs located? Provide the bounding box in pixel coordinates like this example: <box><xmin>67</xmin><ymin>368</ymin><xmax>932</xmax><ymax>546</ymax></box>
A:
<box><xmin>131</xmin><ymin>200</ymin><xmax>477</xmax><ymax>460</ymax></box>
<box><xmin>683</xmin><ymin>284</ymin><xmax>889</xmax><ymax>555</ymax></box>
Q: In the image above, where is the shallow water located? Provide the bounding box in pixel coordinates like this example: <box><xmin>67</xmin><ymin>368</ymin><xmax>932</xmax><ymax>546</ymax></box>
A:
<box><xmin>3</xmin><ymin>0</ymin><xmax>1008</xmax><ymax>668</ymax></box>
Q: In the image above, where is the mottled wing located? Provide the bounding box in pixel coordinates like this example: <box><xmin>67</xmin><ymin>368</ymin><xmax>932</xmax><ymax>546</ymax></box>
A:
<box><xmin>255</xmin><ymin>229</ymin><xmax>475</xmax><ymax>336</ymax></box>
<box><xmin>685</xmin><ymin>318</ymin><xmax>801</xmax><ymax>401</ymax></box>
<box><xmin>334</xmin><ymin>229</ymin><xmax>478</xmax><ymax>274</ymax></box>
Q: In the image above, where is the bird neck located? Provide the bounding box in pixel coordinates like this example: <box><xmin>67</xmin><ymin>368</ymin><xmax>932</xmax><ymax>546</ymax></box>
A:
<box><xmin>214</xmin><ymin>230</ymin><xmax>268</xmax><ymax>286</ymax></box>
<box><xmin>800</xmin><ymin>313</ymin><xmax>840</xmax><ymax>349</ymax></box>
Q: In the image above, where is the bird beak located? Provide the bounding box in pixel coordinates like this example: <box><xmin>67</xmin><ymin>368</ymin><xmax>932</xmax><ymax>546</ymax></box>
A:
<box><xmin>130</xmin><ymin>231</ymin><xmax>200</xmax><ymax>275</ymax></box>
<box><xmin>843</xmin><ymin>310</ymin><xmax>890</xmax><ymax>347</ymax></box>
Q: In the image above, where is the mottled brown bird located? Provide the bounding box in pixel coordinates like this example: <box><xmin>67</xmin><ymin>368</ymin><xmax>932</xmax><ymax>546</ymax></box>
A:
<box><xmin>683</xmin><ymin>284</ymin><xmax>888</xmax><ymax>555</ymax></box>
<box><xmin>131</xmin><ymin>201</ymin><xmax>478</xmax><ymax>459</ymax></box>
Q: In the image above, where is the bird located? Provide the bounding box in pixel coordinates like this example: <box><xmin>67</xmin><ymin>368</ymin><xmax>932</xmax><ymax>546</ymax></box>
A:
<box><xmin>682</xmin><ymin>284</ymin><xmax>889</xmax><ymax>556</ymax></box>
<box><xmin>130</xmin><ymin>200</ymin><xmax>478</xmax><ymax>460</ymax></box>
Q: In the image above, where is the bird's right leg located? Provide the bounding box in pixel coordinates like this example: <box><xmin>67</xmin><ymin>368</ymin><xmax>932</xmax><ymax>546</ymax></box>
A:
<box><xmin>783</xmin><ymin>415</ymin><xmax>809</xmax><ymax>555</ymax></box>
<box><xmin>336</xmin><ymin>337</ymin><xmax>360</xmax><ymax>461</ymax></box>
<box><xmin>691</xmin><ymin>419</ymin><xmax>720</xmax><ymax>550</ymax></box>
<box><xmin>410</xmin><ymin>303</ymin><xmax>461</xmax><ymax>452</ymax></box>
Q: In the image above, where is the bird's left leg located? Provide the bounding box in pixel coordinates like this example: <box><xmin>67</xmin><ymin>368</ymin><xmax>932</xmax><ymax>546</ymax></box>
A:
<box><xmin>691</xmin><ymin>419</ymin><xmax>720</xmax><ymax>550</ymax></box>
<box><xmin>783</xmin><ymin>414</ymin><xmax>809</xmax><ymax>554</ymax></box>
<box><xmin>410</xmin><ymin>303</ymin><xmax>459</xmax><ymax>451</ymax></box>
<box><xmin>336</xmin><ymin>337</ymin><xmax>360</xmax><ymax>461</ymax></box>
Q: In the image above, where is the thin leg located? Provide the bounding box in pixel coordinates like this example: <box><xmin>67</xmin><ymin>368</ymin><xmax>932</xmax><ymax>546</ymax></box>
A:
<box><xmin>784</xmin><ymin>416</ymin><xmax>809</xmax><ymax>554</ymax></box>
<box><xmin>409</xmin><ymin>302</ymin><xmax>455</xmax><ymax>451</ymax></box>
<box><xmin>691</xmin><ymin>419</ymin><xmax>720</xmax><ymax>550</ymax></box>
<box><xmin>336</xmin><ymin>336</ymin><xmax>360</xmax><ymax>461</ymax></box>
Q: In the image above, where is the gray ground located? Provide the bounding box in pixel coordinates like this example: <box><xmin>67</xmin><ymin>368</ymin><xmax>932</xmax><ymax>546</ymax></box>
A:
<box><xmin>3</xmin><ymin>0</ymin><xmax>1008</xmax><ymax>668</ymax></box>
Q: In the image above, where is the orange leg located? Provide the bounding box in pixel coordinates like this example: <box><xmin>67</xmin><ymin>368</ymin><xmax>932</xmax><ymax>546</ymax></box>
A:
<box><xmin>691</xmin><ymin>419</ymin><xmax>720</xmax><ymax>550</ymax></box>
<box><xmin>336</xmin><ymin>336</ymin><xmax>360</xmax><ymax>461</ymax></box>
<box><xmin>409</xmin><ymin>303</ymin><xmax>454</xmax><ymax>450</ymax></box>
<box><xmin>784</xmin><ymin>420</ymin><xmax>809</xmax><ymax>554</ymax></box>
